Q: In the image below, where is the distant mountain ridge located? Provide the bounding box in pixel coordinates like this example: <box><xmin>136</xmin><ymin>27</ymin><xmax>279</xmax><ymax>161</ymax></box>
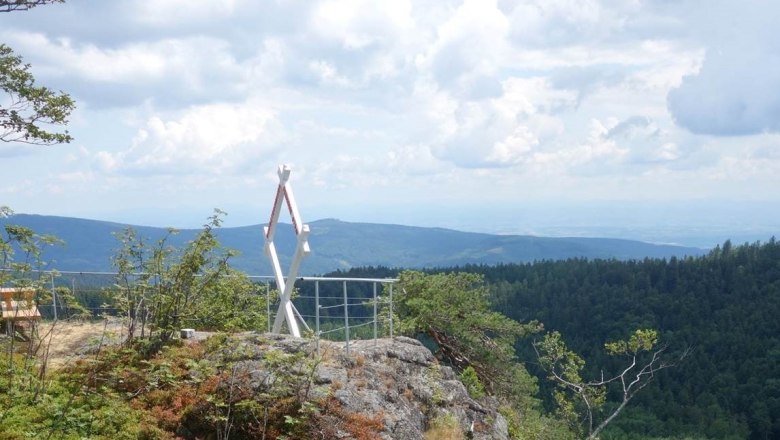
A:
<box><xmin>0</xmin><ymin>214</ymin><xmax>706</xmax><ymax>274</ymax></box>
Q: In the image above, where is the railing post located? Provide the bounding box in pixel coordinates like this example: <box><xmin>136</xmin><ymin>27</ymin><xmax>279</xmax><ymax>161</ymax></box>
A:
<box><xmin>373</xmin><ymin>282</ymin><xmax>377</xmax><ymax>345</ymax></box>
<box><xmin>389</xmin><ymin>283</ymin><xmax>393</xmax><ymax>338</ymax></box>
<box><xmin>51</xmin><ymin>272</ymin><xmax>57</xmax><ymax>321</ymax></box>
<box><xmin>343</xmin><ymin>280</ymin><xmax>349</xmax><ymax>356</ymax></box>
<box><xmin>315</xmin><ymin>280</ymin><xmax>320</xmax><ymax>356</ymax></box>
<box><xmin>71</xmin><ymin>276</ymin><xmax>76</xmax><ymax>318</ymax></box>
<box><xmin>266</xmin><ymin>282</ymin><xmax>271</xmax><ymax>333</ymax></box>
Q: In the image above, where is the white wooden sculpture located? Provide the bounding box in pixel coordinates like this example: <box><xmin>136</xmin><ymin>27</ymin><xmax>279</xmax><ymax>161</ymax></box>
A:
<box><xmin>264</xmin><ymin>165</ymin><xmax>310</xmax><ymax>337</ymax></box>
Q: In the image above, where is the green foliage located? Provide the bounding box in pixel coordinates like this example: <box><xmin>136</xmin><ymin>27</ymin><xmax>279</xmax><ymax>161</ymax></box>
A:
<box><xmin>0</xmin><ymin>208</ymin><xmax>71</xmax><ymax>414</ymax></box>
<box><xmin>536</xmin><ymin>331</ymin><xmax>585</xmax><ymax>386</ymax></box>
<box><xmin>0</xmin><ymin>209</ymin><xmax>143</xmax><ymax>439</ymax></box>
<box><xmin>2</xmin><ymin>326</ymin><xmax>381</xmax><ymax>439</ymax></box>
<box><xmin>535</xmin><ymin>332</ymin><xmax>601</xmax><ymax>436</ymax></box>
<box><xmin>51</xmin><ymin>285</ymin><xmax>92</xmax><ymax>319</ymax></box>
<box><xmin>535</xmin><ymin>328</ymin><xmax>679</xmax><ymax>439</ymax></box>
<box><xmin>499</xmin><ymin>404</ymin><xmax>575</xmax><ymax>440</ymax></box>
<box><xmin>0</xmin><ymin>44</ymin><xmax>74</xmax><ymax>145</ymax></box>
<box><xmin>190</xmin><ymin>271</ymin><xmax>268</xmax><ymax>332</ymax></box>
<box><xmin>10</xmin><ymin>209</ymin><xmax>773</xmax><ymax>439</ymax></box>
<box><xmin>0</xmin><ymin>345</ymin><xmax>150</xmax><ymax>439</ymax></box>
<box><xmin>459</xmin><ymin>366</ymin><xmax>486</xmax><ymax>399</ymax></box>
<box><xmin>392</xmin><ymin>270</ymin><xmax>574</xmax><ymax>439</ymax></box>
<box><xmin>605</xmin><ymin>329</ymin><xmax>658</xmax><ymax>355</ymax></box>
<box><xmin>1</xmin><ymin>207</ymin><xmax>62</xmax><ymax>285</ymax></box>
<box><xmin>469</xmin><ymin>239</ymin><xmax>780</xmax><ymax>439</ymax></box>
<box><xmin>110</xmin><ymin>209</ymin><xmax>267</xmax><ymax>345</ymax></box>
<box><xmin>0</xmin><ymin>211</ymin><xmax>382</xmax><ymax>439</ymax></box>
<box><xmin>394</xmin><ymin>271</ymin><xmax>541</xmax><ymax>397</ymax></box>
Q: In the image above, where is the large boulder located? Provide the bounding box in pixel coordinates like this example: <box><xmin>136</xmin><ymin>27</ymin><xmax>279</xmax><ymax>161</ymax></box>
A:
<box><xmin>226</xmin><ymin>333</ymin><xmax>509</xmax><ymax>440</ymax></box>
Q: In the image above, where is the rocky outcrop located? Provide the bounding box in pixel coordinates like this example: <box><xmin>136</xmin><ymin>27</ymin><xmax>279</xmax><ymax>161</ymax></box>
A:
<box><xmin>238</xmin><ymin>333</ymin><xmax>510</xmax><ymax>440</ymax></box>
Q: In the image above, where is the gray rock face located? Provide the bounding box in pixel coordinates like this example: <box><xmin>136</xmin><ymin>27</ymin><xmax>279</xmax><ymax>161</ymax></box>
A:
<box><xmin>287</xmin><ymin>335</ymin><xmax>508</xmax><ymax>440</ymax></box>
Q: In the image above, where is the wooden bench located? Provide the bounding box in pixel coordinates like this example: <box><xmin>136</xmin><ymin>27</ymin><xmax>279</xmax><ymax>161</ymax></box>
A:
<box><xmin>1</xmin><ymin>288</ymin><xmax>41</xmax><ymax>338</ymax></box>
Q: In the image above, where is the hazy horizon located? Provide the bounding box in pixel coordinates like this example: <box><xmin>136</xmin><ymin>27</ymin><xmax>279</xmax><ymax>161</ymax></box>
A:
<box><xmin>9</xmin><ymin>198</ymin><xmax>778</xmax><ymax>249</ymax></box>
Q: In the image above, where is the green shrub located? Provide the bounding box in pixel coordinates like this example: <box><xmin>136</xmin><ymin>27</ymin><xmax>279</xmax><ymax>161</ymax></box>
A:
<box><xmin>459</xmin><ymin>366</ymin><xmax>486</xmax><ymax>399</ymax></box>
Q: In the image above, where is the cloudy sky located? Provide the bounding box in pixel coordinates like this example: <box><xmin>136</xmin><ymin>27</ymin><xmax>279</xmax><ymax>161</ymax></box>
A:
<box><xmin>2</xmin><ymin>0</ymin><xmax>779</xmax><ymax>246</ymax></box>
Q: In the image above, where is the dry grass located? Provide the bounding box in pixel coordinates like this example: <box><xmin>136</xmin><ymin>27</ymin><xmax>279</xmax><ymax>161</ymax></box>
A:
<box><xmin>354</xmin><ymin>352</ymin><xmax>366</xmax><ymax>367</ymax></box>
<box><xmin>37</xmin><ymin>318</ymin><xmax>126</xmax><ymax>369</ymax></box>
<box><xmin>424</xmin><ymin>414</ymin><xmax>464</xmax><ymax>440</ymax></box>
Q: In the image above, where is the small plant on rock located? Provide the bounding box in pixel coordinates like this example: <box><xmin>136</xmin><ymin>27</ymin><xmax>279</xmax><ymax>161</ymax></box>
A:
<box><xmin>459</xmin><ymin>365</ymin><xmax>486</xmax><ymax>399</ymax></box>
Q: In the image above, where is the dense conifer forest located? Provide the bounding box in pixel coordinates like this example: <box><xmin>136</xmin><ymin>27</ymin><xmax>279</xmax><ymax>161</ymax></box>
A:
<box><xmin>334</xmin><ymin>239</ymin><xmax>780</xmax><ymax>439</ymax></box>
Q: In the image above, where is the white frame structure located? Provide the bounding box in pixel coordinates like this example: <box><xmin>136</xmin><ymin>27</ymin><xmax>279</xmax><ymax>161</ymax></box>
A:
<box><xmin>264</xmin><ymin>165</ymin><xmax>310</xmax><ymax>337</ymax></box>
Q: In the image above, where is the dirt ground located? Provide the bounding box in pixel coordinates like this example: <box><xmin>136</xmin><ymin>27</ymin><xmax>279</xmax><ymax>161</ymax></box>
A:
<box><xmin>37</xmin><ymin>318</ymin><xmax>128</xmax><ymax>369</ymax></box>
<box><xmin>35</xmin><ymin>319</ymin><xmax>216</xmax><ymax>369</ymax></box>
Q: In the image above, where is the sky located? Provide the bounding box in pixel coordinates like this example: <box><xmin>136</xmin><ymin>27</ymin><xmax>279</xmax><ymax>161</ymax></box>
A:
<box><xmin>1</xmin><ymin>0</ymin><xmax>779</xmax><ymax>247</ymax></box>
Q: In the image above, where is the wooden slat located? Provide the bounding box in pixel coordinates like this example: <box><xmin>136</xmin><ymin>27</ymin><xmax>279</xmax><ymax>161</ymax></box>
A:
<box><xmin>0</xmin><ymin>288</ymin><xmax>41</xmax><ymax>320</ymax></box>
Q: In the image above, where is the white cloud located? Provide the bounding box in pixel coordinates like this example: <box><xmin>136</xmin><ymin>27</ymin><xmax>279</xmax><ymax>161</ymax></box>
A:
<box><xmin>304</xmin><ymin>154</ymin><xmax>391</xmax><ymax>189</ymax></box>
<box><xmin>507</xmin><ymin>0</ymin><xmax>611</xmax><ymax>47</ymax></box>
<box><xmin>0</xmin><ymin>144</ymin><xmax>33</xmax><ymax>158</ymax></box>
<box><xmin>666</xmin><ymin>1</ymin><xmax>780</xmax><ymax>135</ymax></box>
<box><xmin>133</xmin><ymin>0</ymin><xmax>240</xmax><ymax>26</ymax></box>
<box><xmin>0</xmin><ymin>179</ymin><xmax>34</xmax><ymax>195</ymax></box>
<box><xmin>386</xmin><ymin>144</ymin><xmax>447</xmax><ymax>176</ymax></box>
<box><xmin>606</xmin><ymin>116</ymin><xmax>681</xmax><ymax>164</ymax></box>
<box><xmin>508</xmin><ymin>40</ymin><xmax>701</xmax><ymax>73</ymax></box>
<box><xmin>5</xmin><ymin>32</ymin><xmax>198</xmax><ymax>81</ymax></box>
<box><xmin>416</xmin><ymin>0</ymin><xmax>509</xmax><ymax>92</ymax></box>
<box><xmin>531</xmin><ymin>115</ymin><xmax>702</xmax><ymax>177</ymax></box>
<box><xmin>52</xmin><ymin>171</ymin><xmax>94</xmax><ymax>184</ymax></box>
<box><xmin>532</xmin><ymin>118</ymin><xmax>627</xmax><ymax>175</ymax></box>
<box><xmin>310</xmin><ymin>0</ymin><xmax>413</xmax><ymax>50</ymax></box>
<box><xmin>668</xmin><ymin>45</ymin><xmax>780</xmax><ymax>135</ymax></box>
<box><xmin>308</xmin><ymin>60</ymin><xmax>353</xmax><ymax>87</ymax></box>
<box><xmin>0</xmin><ymin>31</ymin><xmax>267</xmax><ymax>107</ymax></box>
<box><xmin>421</xmin><ymin>77</ymin><xmax>576</xmax><ymax>168</ymax></box>
<box><xmin>96</xmin><ymin>101</ymin><xmax>283</xmax><ymax>175</ymax></box>
<box><xmin>258</xmin><ymin>0</ymin><xmax>424</xmax><ymax>93</ymax></box>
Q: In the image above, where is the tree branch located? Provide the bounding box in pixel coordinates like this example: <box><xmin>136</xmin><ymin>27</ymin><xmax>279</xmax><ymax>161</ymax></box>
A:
<box><xmin>0</xmin><ymin>1</ymin><xmax>64</xmax><ymax>13</ymax></box>
<box><xmin>536</xmin><ymin>330</ymin><xmax>690</xmax><ymax>439</ymax></box>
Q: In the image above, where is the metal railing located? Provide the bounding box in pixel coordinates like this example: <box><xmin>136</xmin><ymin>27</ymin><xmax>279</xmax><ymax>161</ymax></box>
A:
<box><xmin>248</xmin><ymin>276</ymin><xmax>397</xmax><ymax>356</ymax></box>
<box><xmin>3</xmin><ymin>270</ymin><xmax>399</xmax><ymax>356</ymax></box>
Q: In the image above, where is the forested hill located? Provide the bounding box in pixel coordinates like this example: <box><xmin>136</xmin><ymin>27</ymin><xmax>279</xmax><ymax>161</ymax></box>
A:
<box><xmin>331</xmin><ymin>240</ymin><xmax>780</xmax><ymax>439</ymax></box>
<box><xmin>0</xmin><ymin>214</ymin><xmax>705</xmax><ymax>273</ymax></box>
<box><xmin>469</xmin><ymin>239</ymin><xmax>780</xmax><ymax>440</ymax></box>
